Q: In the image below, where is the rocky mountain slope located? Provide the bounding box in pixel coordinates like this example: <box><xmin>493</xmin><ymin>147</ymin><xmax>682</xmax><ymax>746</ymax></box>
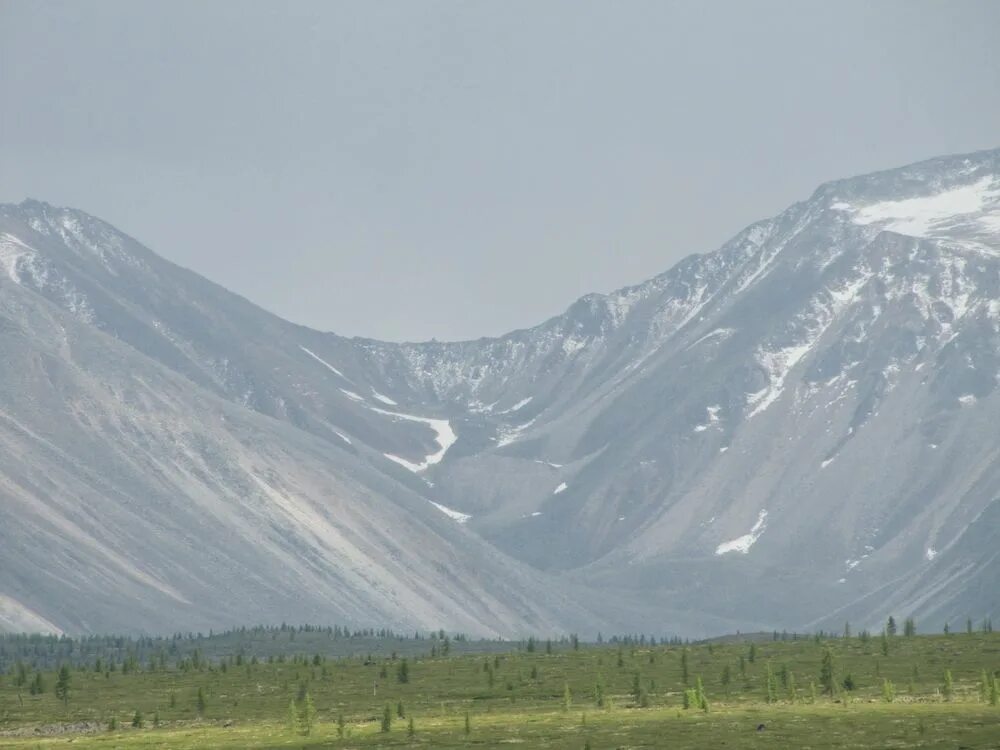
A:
<box><xmin>2</xmin><ymin>147</ymin><xmax>998</xmax><ymax>636</ymax></box>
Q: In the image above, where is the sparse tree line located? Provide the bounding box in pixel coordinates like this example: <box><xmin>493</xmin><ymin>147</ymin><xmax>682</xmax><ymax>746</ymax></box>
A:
<box><xmin>3</xmin><ymin>624</ymin><xmax>999</xmax><ymax>743</ymax></box>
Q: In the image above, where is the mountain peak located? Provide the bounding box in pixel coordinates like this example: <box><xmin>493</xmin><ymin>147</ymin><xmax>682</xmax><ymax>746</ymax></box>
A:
<box><xmin>2</xmin><ymin>147</ymin><xmax>999</xmax><ymax>637</ymax></box>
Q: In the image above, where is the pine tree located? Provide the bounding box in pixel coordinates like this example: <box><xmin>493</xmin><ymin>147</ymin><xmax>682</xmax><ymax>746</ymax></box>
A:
<box><xmin>720</xmin><ymin>664</ymin><xmax>732</xmax><ymax>695</ymax></box>
<box><xmin>301</xmin><ymin>693</ymin><xmax>316</xmax><ymax>736</ymax></box>
<box><xmin>683</xmin><ymin>688</ymin><xmax>698</xmax><ymax>709</ymax></box>
<box><xmin>337</xmin><ymin>713</ymin><xmax>346</xmax><ymax>738</ymax></box>
<box><xmin>381</xmin><ymin>704</ymin><xmax>392</xmax><ymax>733</ymax></box>
<box><xmin>967</xmin><ymin>617</ymin><xmax>973</xmax><ymax>635</ymax></box>
<box><xmin>397</xmin><ymin>700</ymin><xmax>405</xmax><ymax>719</ymax></box>
<box><xmin>681</xmin><ymin>649</ymin><xmax>690</xmax><ymax>685</ymax></box>
<box><xmin>695</xmin><ymin>675</ymin><xmax>706</xmax><ymax>710</ymax></box>
<box><xmin>55</xmin><ymin>665</ymin><xmax>71</xmax><ymax>707</ymax></box>
<box><xmin>786</xmin><ymin>671</ymin><xmax>796</xmax><ymax>703</ymax></box>
<box><xmin>132</xmin><ymin>710</ymin><xmax>143</xmax><ymax>728</ymax></box>
<box><xmin>819</xmin><ymin>649</ymin><xmax>835</xmax><ymax>695</ymax></box>
<box><xmin>564</xmin><ymin>682</ymin><xmax>572</xmax><ymax>711</ymax></box>
<box><xmin>748</xmin><ymin>643</ymin><xmax>757</xmax><ymax>664</ymax></box>
<box><xmin>464</xmin><ymin>712</ymin><xmax>471</xmax><ymax>735</ymax></box>
<box><xmin>980</xmin><ymin>670</ymin><xmax>990</xmax><ymax>703</ymax></box>
<box><xmin>153</xmin><ymin>710</ymin><xmax>160</xmax><ymax>728</ymax></box>
<box><xmin>765</xmin><ymin>663</ymin><xmax>777</xmax><ymax>704</ymax></box>
<box><xmin>287</xmin><ymin>699</ymin><xmax>298</xmax><ymax>733</ymax></box>
<box><xmin>943</xmin><ymin>670</ymin><xmax>953</xmax><ymax>700</ymax></box>
<box><xmin>990</xmin><ymin>676</ymin><xmax>999</xmax><ymax>706</ymax></box>
<box><xmin>397</xmin><ymin>658</ymin><xmax>409</xmax><ymax>683</ymax></box>
<box><xmin>196</xmin><ymin>687</ymin><xmax>207</xmax><ymax>715</ymax></box>
<box><xmin>595</xmin><ymin>676</ymin><xmax>605</xmax><ymax>708</ymax></box>
<box><xmin>886</xmin><ymin>616</ymin><xmax>897</xmax><ymax>636</ymax></box>
<box><xmin>407</xmin><ymin>716</ymin><xmax>415</xmax><ymax>737</ymax></box>
<box><xmin>880</xmin><ymin>630</ymin><xmax>890</xmax><ymax>656</ymax></box>
<box><xmin>904</xmin><ymin>618</ymin><xmax>916</xmax><ymax>637</ymax></box>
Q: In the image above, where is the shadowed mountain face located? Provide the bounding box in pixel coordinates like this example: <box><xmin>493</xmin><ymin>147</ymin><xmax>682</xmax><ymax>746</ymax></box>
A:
<box><xmin>1</xmin><ymin>148</ymin><xmax>998</xmax><ymax>637</ymax></box>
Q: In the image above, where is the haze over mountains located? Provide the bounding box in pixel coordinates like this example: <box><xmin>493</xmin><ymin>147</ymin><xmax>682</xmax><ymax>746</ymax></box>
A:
<box><xmin>2</xmin><ymin>148</ymin><xmax>999</xmax><ymax>638</ymax></box>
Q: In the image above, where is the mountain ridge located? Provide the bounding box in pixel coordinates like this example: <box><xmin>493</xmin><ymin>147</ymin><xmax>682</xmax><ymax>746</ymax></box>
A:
<box><xmin>2</xmin><ymin>146</ymin><xmax>998</xmax><ymax>637</ymax></box>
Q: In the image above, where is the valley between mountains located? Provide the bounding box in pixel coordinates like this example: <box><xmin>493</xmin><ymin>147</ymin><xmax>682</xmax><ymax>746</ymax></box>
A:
<box><xmin>2</xmin><ymin>148</ymin><xmax>999</xmax><ymax>637</ymax></box>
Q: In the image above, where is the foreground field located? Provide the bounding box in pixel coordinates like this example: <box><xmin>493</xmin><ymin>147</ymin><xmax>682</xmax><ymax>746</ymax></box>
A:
<box><xmin>2</xmin><ymin>631</ymin><xmax>999</xmax><ymax>748</ymax></box>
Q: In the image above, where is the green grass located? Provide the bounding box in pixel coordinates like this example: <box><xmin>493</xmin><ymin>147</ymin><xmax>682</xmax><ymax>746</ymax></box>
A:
<box><xmin>2</xmin><ymin>633</ymin><xmax>999</xmax><ymax>748</ymax></box>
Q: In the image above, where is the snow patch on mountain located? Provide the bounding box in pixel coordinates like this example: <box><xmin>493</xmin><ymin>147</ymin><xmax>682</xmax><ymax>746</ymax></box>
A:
<box><xmin>0</xmin><ymin>233</ymin><xmax>94</xmax><ymax>322</ymax></box>
<box><xmin>371</xmin><ymin>389</ymin><xmax>398</xmax><ymax>406</ymax></box>
<box><xmin>496</xmin><ymin>418</ymin><xmax>537</xmax><ymax>447</ymax></box>
<box><xmin>715</xmin><ymin>510</ymin><xmax>769</xmax><ymax>555</ymax></box>
<box><xmin>299</xmin><ymin>346</ymin><xmax>351</xmax><ymax>381</ymax></box>
<box><xmin>429</xmin><ymin>501</ymin><xmax>472</xmax><ymax>524</ymax></box>
<box><xmin>553</xmin><ymin>482</ymin><xmax>568</xmax><ymax>495</ymax></box>
<box><xmin>371</xmin><ymin>407</ymin><xmax>457</xmax><ymax>472</ymax></box>
<box><xmin>690</xmin><ymin>327</ymin><xmax>736</xmax><ymax>348</ymax></box>
<box><xmin>498</xmin><ymin>397</ymin><xmax>533</xmax><ymax>414</ymax></box>
<box><xmin>0</xmin><ymin>233</ymin><xmax>35</xmax><ymax>283</ymax></box>
<box><xmin>849</xmin><ymin>177</ymin><xmax>1000</xmax><ymax>237</ymax></box>
<box><xmin>693</xmin><ymin>405</ymin><xmax>721</xmax><ymax>432</ymax></box>
<box><xmin>747</xmin><ymin>271</ymin><xmax>872</xmax><ymax>419</ymax></box>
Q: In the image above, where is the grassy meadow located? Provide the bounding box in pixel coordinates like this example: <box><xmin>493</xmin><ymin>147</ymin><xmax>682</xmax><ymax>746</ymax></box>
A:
<box><xmin>1</xmin><ymin>629</ymin><xmax>999</xmax><ymax>748</ymax></box>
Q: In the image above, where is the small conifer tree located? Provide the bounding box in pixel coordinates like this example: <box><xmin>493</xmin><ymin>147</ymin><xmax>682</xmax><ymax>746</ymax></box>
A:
<box><xmin>765</xmin><ymin>663</ymin><xmax>777</xmax><ymax>704</ymax></box>
<box><xmin>55</xmin><ymin>665</ymin><xmax>71</xmax><ymax>707</ymax></box>
<box><xmin>380</xmin><ymin>704</ymin><xmax>392</xmax><ymax>732</ymax></box>
<box><xmin>819</xmin><ymin>649</ymin><xmax>835</xmax><ymax>695</ymax></box>
<box><xmin>882</xmin><ymin>679</ymin><xmax>895</xmax><ymax>703</ymax></box>
<box><xmin>301</xmin><ymin>693</ymin><xmax>316</xmax><ymax>736</ymax></box>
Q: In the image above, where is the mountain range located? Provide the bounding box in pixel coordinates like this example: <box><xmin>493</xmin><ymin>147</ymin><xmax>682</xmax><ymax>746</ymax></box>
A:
<box><xmin>2</xmin><ymin>147</ymin><xmax>998</xmax><ymax>637</ymax></box>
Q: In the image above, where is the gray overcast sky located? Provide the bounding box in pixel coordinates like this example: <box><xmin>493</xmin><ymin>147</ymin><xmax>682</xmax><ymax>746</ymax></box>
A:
<box><xmin>2</xmin><ymin>1</ymin><xmax>999</xmax><ymax>342</ymax></box>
